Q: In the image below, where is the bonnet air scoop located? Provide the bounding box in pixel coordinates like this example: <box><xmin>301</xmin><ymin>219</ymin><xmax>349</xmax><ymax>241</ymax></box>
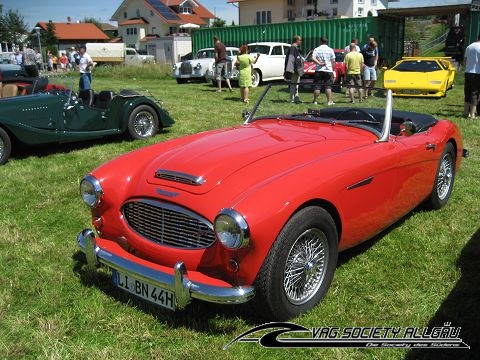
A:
<box><xmin>155</xmin><ymin>169</ymin><xmax>205</xmax><ymax>186</ymax></box>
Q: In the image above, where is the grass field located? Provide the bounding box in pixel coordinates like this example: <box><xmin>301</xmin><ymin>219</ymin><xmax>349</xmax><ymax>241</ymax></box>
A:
<box><xmin>0</xmin><ymin>66</ymin><xmax>478</xmax><ymax>359</ymax></box>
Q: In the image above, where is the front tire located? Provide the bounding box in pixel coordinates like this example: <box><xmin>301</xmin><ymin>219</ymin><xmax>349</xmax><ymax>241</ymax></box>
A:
<box><xmin>127</xmin><ymin>105</ymin><xmax>159</xmax><ymax>140</ymax></box>
<box><xmin>0</xmin><ymin>128</ymin><xmax>12</xmax><ymax>165</ymax></box>
<box><xmin>426</xmin><ymin>142</ymin><xmax>456</xmax><ymax>209</ymax></box>
<box><xmin>251</xmin><ymin>69</ymin><xmax>261</xmax><ymax>88</ymax></box>
<box><xmin>253</xmin><ymin>206</ymin><xmax>338</xmax><ymax>320</ymax></box>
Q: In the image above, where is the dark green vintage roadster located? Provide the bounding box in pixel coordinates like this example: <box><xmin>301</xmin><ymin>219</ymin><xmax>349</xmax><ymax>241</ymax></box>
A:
<box><xmin>0</xmin><ymin>83</ymin><xmax>175</xmax><ymax>165</ymax></box>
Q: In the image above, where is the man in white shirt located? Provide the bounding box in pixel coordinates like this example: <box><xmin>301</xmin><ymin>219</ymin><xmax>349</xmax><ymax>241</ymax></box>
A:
<box><xmin>312</xmin><ymin>36</ymin><xmax>336</xmax><ymax>105</ymax></box>
<box><xmin>78</xmin><ymin>45</ymin><xmax>94</xmax><ymax>91</ymax></box>
<box><xmin>463</xmin><ymin>34</ymin><xmax>480</xmax><ymax>119</ymax></box>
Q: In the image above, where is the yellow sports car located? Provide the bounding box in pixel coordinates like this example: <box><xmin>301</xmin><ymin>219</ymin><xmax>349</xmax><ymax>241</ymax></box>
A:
<box><xmin>383</xmin><ymin>57</ymin><xmax>456</xmax><ymax>97</ymax></box>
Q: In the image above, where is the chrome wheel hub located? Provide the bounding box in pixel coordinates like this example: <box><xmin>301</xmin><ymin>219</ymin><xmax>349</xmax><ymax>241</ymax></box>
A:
<box><xmin>283</xmin><ymin>228</ymin><xmax>328</xmax><ymax>305</ymax></box>
<box><xmin>437</xmin><ymin>153</ymin><xmax>453</xmax><ymax>200</ymax></box>
<box><xmin>134</xmin><ymin>111</ymin><xmax>154</xmax><ymax>137</ymax></box>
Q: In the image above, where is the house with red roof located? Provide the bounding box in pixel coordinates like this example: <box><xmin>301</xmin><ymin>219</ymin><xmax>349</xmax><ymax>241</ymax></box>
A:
<box><xmin>36</xmin><ymin>21</ymin><xmax>110</xmax><ymax>52</ymax></box>
<box><xmin>111</xmin><ymin>0</ymin><xmax>215</xmax><ymax>50</ymax></box>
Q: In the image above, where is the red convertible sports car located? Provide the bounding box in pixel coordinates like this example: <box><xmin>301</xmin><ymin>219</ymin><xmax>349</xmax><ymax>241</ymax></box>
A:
<box><xmin>77</xmin><ymin>83</ymin><xmax>466</xmax><ymax>320</ymax></box>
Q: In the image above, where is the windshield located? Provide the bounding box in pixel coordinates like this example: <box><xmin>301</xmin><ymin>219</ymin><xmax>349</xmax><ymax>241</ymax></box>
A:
<box><xmin>393</xmin><ymin>60</ymin><xmax>441</xmax><ymax>72</ymax></box>
<box><xmin>195</xmin><ymin>49</ymin><xmax>215</xmax><ymax>59</ymax></box>
<box><xmin>247</xmin><ymin>45</ymin><xmax>271</xmax><ymax>55</ymax></box>
<box><xmin>245</xmin><ymin>82</ymin><xmax>394</xmax><ymax>139</ymax></box>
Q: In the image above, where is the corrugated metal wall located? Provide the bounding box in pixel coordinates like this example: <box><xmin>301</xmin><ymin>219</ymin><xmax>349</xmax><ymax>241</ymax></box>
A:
<box><xmin>193</xmin><ymin>17</ymin><xmax>378</xmax><ymax>55</ymax></box>
<box><xmin>193</xmin><ymin>16</ymin><xmax>405</xmax><ymax>66</ymax></box>
<box><xmin>465</xmin><ymin>10</ymin><xmax>480</xmax><ymax>46</ymax></box>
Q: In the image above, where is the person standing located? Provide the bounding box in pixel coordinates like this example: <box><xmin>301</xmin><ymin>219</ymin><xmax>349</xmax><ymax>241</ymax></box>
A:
<box><xmin>344</xmin><ymin>38</ymin><xmax>360</xmax><ymax>96</ymax></box>
<box><xmin>214</xmin><ymin>36</ymin><xmax>233</xmax><ymax>92</ymax></box>
<box><xmin>284</xmin><ymin>35</ymin><xmax>304</xmax><ymax>103</ymax></box>
<box><xmin>361</xmin><ymin>39</ymin><xmax>378</xmax><ymax>97</ymax></box>
<box><xmin>60</xmin><ymin>52</ymin><xmax>69</xmax><ymax>72</ymax></box>
<box><xmin>34</xmin><ymin>50</ymin><xmax>43</xmax><ymax>72</ymax></box>
<box><xmin>344</xmin><ymin>43</ymin><xmax>364</xmax><ymax>103</ymax></box>
<box><xmin>46</xmin><ymin>50</ymin><xmax>53</xmax><ymax>71</ymax></box>
<box><xmin>235</xmin><ymin>44</ymin><xmax>259</xmax><ymax>103</ymax></box>
<box><xmin>14</xmin><ymin>49</ymin><xmax>23</xmax><ymax>65</ymax></box>
<box><xmin>312</xmin><ymin>36</ymin><xmax>336</xmax><ymax>105</ymax></box>
<box><xmin>77</xmin><ymin>45</ymin><xmax>94</xmax><ymax>91</ymax></box>
<box><xmin>52</xmin><ymin>53</ymin><xmax>58</xmax><ymax>72</ymax></box>
<box><xmin>23</xmin><ymin>44</ymin><xmax>39</xmax><ymax>77</ymax></box>
<box><xmin>463</xmin><ymin>33</ymin><xmax>480</xmax><ymax>119</ymax></box>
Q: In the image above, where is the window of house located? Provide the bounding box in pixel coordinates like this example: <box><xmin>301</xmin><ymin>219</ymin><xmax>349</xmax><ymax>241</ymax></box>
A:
<box><xmin>152</xmin><ymin>26</ymin><xmax>156</xmax><ymax>34</ymax></box>
<box><xmin>287</xmin><ymin>9</ymin><xmax>294</xmax><ymax>19</ymax></box>
<box><xmin>332</xmin><ymin>7</ymin><xmax>337</xmax><ymax>16</ymax></box>
<box><xmin>358</xmin><ymin>0</ymin><xmax>364</xmax><ymax>4</ymax></box>
<box><xmin>307</xmin><ymin>9</ymin><xmax>314</xmax><ymax>16</ymax></box>
<box><xmin>256</xmin><ymin>10</ymin><xmax>271</xmax><ymax>24</ymax></box>
<box><xmin>151</xmin><ymin>10</ymin><xmax>154</xmax><ymax>17</ymax></box>
<box><xmin>287</xmin><ymin>0</ymin><xmax>295</xmax><ymax>6</ymax></box>
<box><xmin>358</xmin><ymin>7</ymin><xmax>364</xmax><ymax>16</ymax></box>
<box><xmin>306</xmin><ymin>0</ymin><xmax>313</xmax><ymax>4</ymax></box>
<box><xmin>123</xmin><ymin>11</ymin><xmax>127</xmax><ymax>19</ymax></box>
<box><xmin>180</xmin><ymin>6</ymin><xmax>192</xmax><ymax>14</ymax></box>
<box><xmin>330</xmin><ymin>0</ymin><xmax>338</xmax><ymax>4</ymax></box>
<box><xmin>371</xmin><ymin>0</ymin><xmax>377</xmax><ymax>5</ymax></box>
<box><xmin>169</xmin><ymin>26</ymin><xmax>177</xmax><ymax>34</ymax></box>
<box><xmin>136</xmin><ymin>9</ymin><xmax>140</xmax><ymax>17</ymax></box>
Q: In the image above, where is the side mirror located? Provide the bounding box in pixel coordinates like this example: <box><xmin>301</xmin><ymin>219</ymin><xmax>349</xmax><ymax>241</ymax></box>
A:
<box><xmin>399</xmin><ymin>120</ymin><xmax>416</xmax><ymax>136</ymax></box>
<box><xmin>242</xmin><ymin>109</ymin><xmax>251</xmax><ymax>121</ymax></box>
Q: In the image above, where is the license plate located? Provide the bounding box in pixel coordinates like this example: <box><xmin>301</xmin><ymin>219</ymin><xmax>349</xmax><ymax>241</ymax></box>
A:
<box><xmin>112</xmin><ymin>269</ymin><xmax>176</xmax><ymax>310</ymax></box>
<box><xmin>401</xmin><ymin>89</ymin><xmax>421</xmax><ymax>94</ymax></box>
<box><xmin>179</xmin><ymin>75</ymin><xmax>190</xmax><ymax>78</ymax></box>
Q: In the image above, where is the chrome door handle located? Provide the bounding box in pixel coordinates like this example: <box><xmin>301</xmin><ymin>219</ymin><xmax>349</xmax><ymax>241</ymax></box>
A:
<box><xmin>426</xmin><ymin>143</ymin><xmax>436</xmax><ymax>150</ymax></box>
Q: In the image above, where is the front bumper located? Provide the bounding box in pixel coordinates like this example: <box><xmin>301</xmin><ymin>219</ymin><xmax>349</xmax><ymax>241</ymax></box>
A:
<box><xmin>77</xmin><ymin>229</ymin><xmax>255</xmax><ymax>309</ymax></box>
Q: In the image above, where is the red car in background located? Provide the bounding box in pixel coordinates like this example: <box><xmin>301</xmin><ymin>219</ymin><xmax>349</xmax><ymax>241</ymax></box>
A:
<box><xmin>303</xmin><ymin>49</ymin><xmax>346</xmax><ymax>84</ymax></box>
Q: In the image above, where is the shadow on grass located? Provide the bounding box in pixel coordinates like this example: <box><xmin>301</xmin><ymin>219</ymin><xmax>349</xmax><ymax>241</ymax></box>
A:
<box><xmin>9</xmin><ymin>129</ymin><xmax>172</xmax><ymax>162</ymax></box>
<box><xmin>405</xmin><ymin>227</ymin><xmax>480</xmax><ymax>360</ymax></box>
<box><xmin>72</xmin><ymin>251</ymin><xmax>257</xmax><ymax>333</ymax></box>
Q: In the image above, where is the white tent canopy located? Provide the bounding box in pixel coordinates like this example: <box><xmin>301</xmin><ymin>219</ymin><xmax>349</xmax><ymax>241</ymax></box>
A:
<box><xmin>180</xmin><ymin>23</ymin><xmax>200</xmax><ymax>29</ymax></box>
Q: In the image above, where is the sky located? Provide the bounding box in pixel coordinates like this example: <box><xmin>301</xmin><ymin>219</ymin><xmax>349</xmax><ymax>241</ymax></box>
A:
<box><xmin>1</xmin><ymin>0</ymin><xmax>239</xmax><ymax>29</ymax></box>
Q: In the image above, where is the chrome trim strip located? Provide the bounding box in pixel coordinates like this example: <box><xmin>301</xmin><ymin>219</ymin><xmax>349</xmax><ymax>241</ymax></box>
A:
<box><xmin>77</xmin><ymin>229</ymin><xmax>255</xmax><ymax>308</ymax></box>
<box><xmin>155</xmin><ymin>169</ymin><xmax>205</xmax><ymax>186</ymax></box>
<box><xmin>347</xmin><ymin>176</ymin><xmax>374</xmax><ymax>190</ymax></box>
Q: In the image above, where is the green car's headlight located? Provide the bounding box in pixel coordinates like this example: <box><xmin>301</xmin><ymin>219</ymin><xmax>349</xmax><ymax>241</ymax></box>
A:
<box><xmin>80</xmin><ymin>175</ymin><xmax>104</xmax><ymax>208</ymax></box>
<box><xmin>214</xmin><ymin>209</ymin><xmax>250</xmax><ymax>249</ymax></box>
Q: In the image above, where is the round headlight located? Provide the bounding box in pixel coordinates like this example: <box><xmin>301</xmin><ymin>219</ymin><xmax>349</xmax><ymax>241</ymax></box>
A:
<box><xmin>80</xmin><ymin>175</ymin><xmax>103</xmax><ymax>208</ymax></box>
<box><xmin>214</xmin><ymin>209</ymin><xmax>250</xmax><ymax>249</ymax></box>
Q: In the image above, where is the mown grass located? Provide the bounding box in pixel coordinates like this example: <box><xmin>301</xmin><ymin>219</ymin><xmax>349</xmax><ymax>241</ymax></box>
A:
<box><xmin>0</xmin><ymin>67</ymin><xmax>478</xmax><ymax>359</ymax></box>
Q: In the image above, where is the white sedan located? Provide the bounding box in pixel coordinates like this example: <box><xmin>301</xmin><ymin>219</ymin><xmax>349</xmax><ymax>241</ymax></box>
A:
<box><xmin>247</xmin><ymin>42</ymin><xmax>291</xmax><ymax>87</ymax></box>
<box><xmin>172</xmin><ymin>47</ymin><xmax>239</xmax><ymax>84</ymax></box>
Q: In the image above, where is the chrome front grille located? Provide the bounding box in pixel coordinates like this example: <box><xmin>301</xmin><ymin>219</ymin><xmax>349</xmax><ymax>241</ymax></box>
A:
<box><xmin>122</xmin><ymin>200</ymin><xmax>216</xmax><ymax>249</ymax></box>
<box><xmin>180</xmin><ymin>62</ymin><xmax>192</xmax><ymax>75</ymax></box>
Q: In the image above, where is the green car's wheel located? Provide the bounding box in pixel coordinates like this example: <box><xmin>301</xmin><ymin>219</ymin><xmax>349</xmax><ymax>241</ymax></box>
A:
<box><xmin>0</xmin><ymin>128</ymin><xmax>12</xmax><ymax>165</ymax></box>
<box><xmin>127</xmin><ymin>105</ymin><xmax>159</xmax><ymax>140</ymax></box>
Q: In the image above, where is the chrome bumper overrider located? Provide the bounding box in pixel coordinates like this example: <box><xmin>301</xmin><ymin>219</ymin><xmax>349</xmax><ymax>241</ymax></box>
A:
<box><xmin>77</xmin><ymin>229</ymin><xmax>255</xmax><ymax>309</ymax></box>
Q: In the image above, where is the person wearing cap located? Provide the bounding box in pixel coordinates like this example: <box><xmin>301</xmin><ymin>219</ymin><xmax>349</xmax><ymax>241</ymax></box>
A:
<box><xmin>78</xmin><ymin>45</ymin><xmax>94</xmax><ymax>90</ymax></box>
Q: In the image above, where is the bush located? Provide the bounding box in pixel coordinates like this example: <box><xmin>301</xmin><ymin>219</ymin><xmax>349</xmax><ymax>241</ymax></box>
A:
<box><xmin>93</xmin><ymin>63</ymin><xmax>172</xmax><ymax>80</ymax></box>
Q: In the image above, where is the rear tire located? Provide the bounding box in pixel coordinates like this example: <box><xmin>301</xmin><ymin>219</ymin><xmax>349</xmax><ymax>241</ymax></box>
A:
<box><xmin>253</xmin><ymin>206</ymin><xmax>338</xmax><ymax>320</ymax></box>
<box><xmin>127</xmin><ymin>105</ymin><xmax>159</xmax><ymax>140</ymax></box>
<box><xmin>0</xmin><ymin>128</ymin><xmax>12</xmax><ymax>165</ymax></box>
<box><xmin>251</xmin><ymin>69</ymin><xmax>261</xmax><ymax>88</ymax></box>
<box><xmin>426</xmin><ymin>142</ymin><xmax>456</xmax><ymax>209</ymax></box>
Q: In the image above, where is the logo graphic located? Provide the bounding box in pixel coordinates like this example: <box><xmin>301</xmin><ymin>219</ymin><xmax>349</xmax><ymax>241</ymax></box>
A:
<box><xmin>224</xmin><ymin>322</ymin><xmax>470</xmax><ymax>350</ymax></box>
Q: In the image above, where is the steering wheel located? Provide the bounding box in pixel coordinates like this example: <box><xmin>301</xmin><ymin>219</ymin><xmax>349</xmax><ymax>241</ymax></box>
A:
<box><xmin>335</xmin><ymin>108</ymin><xmax>378</xmax><ymax>123</ymax></box>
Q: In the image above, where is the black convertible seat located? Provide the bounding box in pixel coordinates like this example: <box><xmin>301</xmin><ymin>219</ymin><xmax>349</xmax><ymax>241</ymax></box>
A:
<box><xmin>95</xmin><ymin>90</ymin><xmax>114</xmax><ymax>109</ymax></box>
<box><xmin>320</xmin><ymin>107</ymin><xmax>438</xmax><ymax>134</ymax></box>
<box><xmin>79</xmin><ymin>89</ymin><xmax>94</xmax><ymax>106</ymax></box>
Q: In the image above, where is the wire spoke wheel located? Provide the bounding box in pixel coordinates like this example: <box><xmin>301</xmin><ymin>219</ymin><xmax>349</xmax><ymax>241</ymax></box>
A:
<box><xmin>437</xmin><ymin>151</ymin><xmax>453</xmax><ymax>201</ymax></box>
<box><xmin>283</xmin><ymin>228</ymin><xmax>329</xmax><ymax>305</ymax></box>
<box><xmin>133</xmin><ymin>111</ymin><xmax>155</xmax><ymax>137</ymax></box>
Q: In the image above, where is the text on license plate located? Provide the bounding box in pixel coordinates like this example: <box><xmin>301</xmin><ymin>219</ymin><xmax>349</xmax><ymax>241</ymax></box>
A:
<box><xmin>112</xmin><ymin>269</ymin><xmax>175</xmax><ymax>310</ymax></box>
<box><xmin>401</xmin><ymin>89</ymin><xmax>421</xmax><ymax>94</ymax></box>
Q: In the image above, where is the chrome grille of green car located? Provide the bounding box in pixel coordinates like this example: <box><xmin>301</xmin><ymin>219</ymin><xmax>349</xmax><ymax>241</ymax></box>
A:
<box><xmin>122</xmin><ymin>199</ymin><xmax>216</xmax><ymax>249</ymax></box>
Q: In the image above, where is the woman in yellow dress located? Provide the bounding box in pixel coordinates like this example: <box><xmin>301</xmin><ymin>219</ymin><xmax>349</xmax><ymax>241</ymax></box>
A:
<box><xmin>235</xmin><ymin>44</ymin><xmax>259</xmax><ymax>103</ymax></box>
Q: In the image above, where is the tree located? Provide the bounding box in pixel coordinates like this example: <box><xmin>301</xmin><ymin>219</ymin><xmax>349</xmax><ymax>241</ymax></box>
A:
<box><xmin>211</xmin><ymin>18</ymin><xmax>226</xmax><ymax>28</ymax></box>
<box><xmin>43</xmin><ymin>21</ymin><xmax>58</xmax><ymax>56</ymax></box>
<box><xmin>0</xmin><ymin>9</ymin><xmax>28</xmax><ymax>46</ymax></box>
<box><xmin>83</xmin><ymin>17</ymin><xmax>103</xmax><ymax>31</ymax></box>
